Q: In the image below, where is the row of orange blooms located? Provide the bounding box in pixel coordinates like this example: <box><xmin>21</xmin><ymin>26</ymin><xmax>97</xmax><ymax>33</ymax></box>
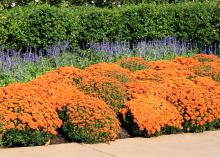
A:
<box><xmin>0</xmin><ymin>53</ymin><xmax>220</xmax><ymax>140</ymax></box>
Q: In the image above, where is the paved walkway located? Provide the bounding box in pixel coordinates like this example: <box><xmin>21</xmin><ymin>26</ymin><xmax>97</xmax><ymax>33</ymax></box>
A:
<box><xmin>1</xmin><ymin>130</ymin><xmax>220</xmax><ymax>157</ymax></box>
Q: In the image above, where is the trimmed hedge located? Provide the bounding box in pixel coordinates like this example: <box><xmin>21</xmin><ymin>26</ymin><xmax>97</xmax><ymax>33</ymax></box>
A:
<box><xmin>0</xmin><ymin>0</ymin><xmax>213</xmax><ymax>9</ymax></box>
<box><xmin>0</xmin><ymin>2</ymin><xmax>219</xmax><ymax>50</ymax></box>
<box><xmin>0</xmin><ymin>5</ymin><xmax>79</xmax><ymax>49</ymax></box>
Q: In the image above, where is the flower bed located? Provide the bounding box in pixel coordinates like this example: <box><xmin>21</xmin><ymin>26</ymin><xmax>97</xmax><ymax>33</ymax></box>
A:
<box><xmin>0</xmin><ymin>54</ymin><xmax>220</xmax><ymax>147</ymax></box>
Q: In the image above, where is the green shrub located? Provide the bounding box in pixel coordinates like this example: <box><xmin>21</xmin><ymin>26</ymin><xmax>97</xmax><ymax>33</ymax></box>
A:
<box><xmin>0</xmin><ymin>116</ymin><xmax>5</xmax><ymax>147</ymax></box>
<box><xmin>2</xmin><ymin>128</ymin><xmax>52</xmax><ymax>147</ymax></box>
<box><xmin>0</xmin><ymin>4</ymin><xmax>79</xmax><ymax>49</ymax></box>
<box><xmin>0</xmin><ymin>2</ymin><xmax>219</xmax><ymax>49</ymax></box>
<box><xmin>0</xmin><ymin>0</ymin><xmax>61</xmax><ymax>9</ymax></box>
<box><xmin>182</xmin><ymin>118</ymin><xmax>220</xmax><ymax>133</ymax></box>
<box><xmin>76</xmin><ymin>8</ymin><xmax>123</xmax><ymax>45</ymax></box>
<box><xmin>173</xmin><ymin>2</ymin><xmax>220</xmax><ymax>45</ymax></box>
<box><xmin>0</xmin><ymin>0</ymin><xmax>213</xmax><ymax>9</ymax></box>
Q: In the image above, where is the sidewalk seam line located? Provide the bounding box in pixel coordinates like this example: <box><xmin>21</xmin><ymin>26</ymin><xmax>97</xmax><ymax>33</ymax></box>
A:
<box><xmin>82</xmin><ymin>144</ymin><xmax>119</xmax><ymax>157</ymax></box>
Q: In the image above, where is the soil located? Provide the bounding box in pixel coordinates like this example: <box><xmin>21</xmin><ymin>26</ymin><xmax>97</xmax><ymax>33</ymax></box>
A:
<box><xmin>117</xmin><ymin>127</ymin><xmax>131</xmax><ymax>139</ymax></box>
<box><xmin>50</xmin><ymin>134</ymin><xmax>67</xmax><ymax>145</ymax></box>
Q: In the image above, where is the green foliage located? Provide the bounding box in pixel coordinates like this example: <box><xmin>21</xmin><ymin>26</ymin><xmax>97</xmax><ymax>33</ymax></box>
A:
<box><xmin>119</xmin><ymin>3</ymin><xmax>174</xmax><ymax>41</ymax></box>
<box><xmin>0</xmin><ymin>0</ymin><xmax>62</xmax><ymax>9</ymax></box>
<box><xmin>0</xmin><ymin>0</ymin><xmax>214</xmax><ymax>9</ymax></box>
<box><xmin>0</xmin><ymin>2</ymin><xmax>218</xmax><ymax>50</ymax></box>
<box><xmin>117</xmin><ymin>58</ymin><xmax>150</xmax><ymax>71</ymax></box>
<box><xmin>120</xmin><ymin>62</ymin><xmax>149</xmax><ymax>71</ymax></box>
<box><xmin>182</xmin><ymin>119</ymin><xmax>220</xmax><ymax>133</ymax></box>
<box><xmin>76</xmin><ymin>8</ymin><xmax>123</xmax><ymax>45</ymax></box>
<box><xmin>0</xmin><ymin>116</ymin><xmax>5</xmax><ymax>147</ymax></box>
<box><xmin>76</xmin><ymin>50</ymin><xmax>110</xmax><ymax>67</ymax></box>
<box><xmin>2</xmin><ymin>128</ymin><xmax>52</xmax><ymax>147</ymax></box>
<box><xmin>0</xmin><ymin>4</ymin><xmax>79</xmax><ymax>49</ymax></box>
<box><xmin>119</xmin><ymin>111</ymin><xmax>148</xmax><ymax>137</ymax></box>
<box><xmin>172</xmin><ymin>2</ymin><xmax>220</xmax><ymax>45</ymax></box>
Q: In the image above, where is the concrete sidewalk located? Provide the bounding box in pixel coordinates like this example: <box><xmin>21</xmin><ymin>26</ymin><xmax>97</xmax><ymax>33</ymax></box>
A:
<box><xmin>1</xmin><ymin>130</ymin><xmax>220</xmax><ymax>157</ymax></box>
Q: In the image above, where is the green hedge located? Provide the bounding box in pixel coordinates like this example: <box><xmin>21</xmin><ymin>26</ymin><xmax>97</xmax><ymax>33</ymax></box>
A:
<box><xmin>0</xmin><ymin>2</ymin><xmax>219</xmax><ymax>50</ymax></box>
<box><xmin>0</xmin><ymin>0</ymin><xmax>212</xmax><ymax>9</ymax></box>
<box><xmin>0</xmin><ymin>5</ymin><xmax>79</xmax><ymax>49</ymax></box>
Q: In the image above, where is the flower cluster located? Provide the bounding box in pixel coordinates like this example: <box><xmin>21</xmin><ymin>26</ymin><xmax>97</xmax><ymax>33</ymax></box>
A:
<box><xmin>84</xmin><ymin>62</ymin><xmax>135</xmax><ymax>83</ymax></box>
<box><xmin>172</xmin><ymin>54</ymin><xmax>220</xmax><ymax>82</ymax></box>
<box><xmin>0</xmin><ymin>83</ymin><xmax>62</xmax><ymax>135</ymax></box>
<box><xmin>73</xmin><ymin>63</ymin><xmax>135</xmax><ymax>113</ymax></box>
<box><xmin>121</xmin><ymin>95</ymin><xmax>183</xmax><ymax>136</ymax></box>
<box><xmin>162</xmin><ymin>77</ymin><xmax>220</xmax><ymax>131</ymax></box>
<box><xmin>192</xmin><ymin>61</ymin><xmax>220</xmax><ymax>82</ymax></box>
<box><xmin>192</xmin><ymin>54</ymin><xmax>219</xmax><ymax>62</ymax></box>
<box><xmin>60</xmin><ymin>90</ymin><xmax>120</xmax><ymax>143</ymax></box>
<box><xmin>75</xmin><ymin>72</ymin><xmax>127</xmax><ymax>113</ymax></box>
<box><xmin>28</xmin><ymin>66</ymin><xmax>82</xmax><ymax>109</ymax></box>
<box><xmin>122</xmin><ymin>54</ymin><xmax>220</xmax><ymax>134</ymax></box>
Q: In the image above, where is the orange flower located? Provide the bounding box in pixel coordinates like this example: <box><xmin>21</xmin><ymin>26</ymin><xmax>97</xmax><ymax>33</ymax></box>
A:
<box><xmin>0</xmin><ymin>54</ymin><xmax>219</xmax><ymax>139</ymax></box>
<box><xmin>122</xmin><ymin>95</ymin><xmax>183</xmax><ymax>136</ymax></box>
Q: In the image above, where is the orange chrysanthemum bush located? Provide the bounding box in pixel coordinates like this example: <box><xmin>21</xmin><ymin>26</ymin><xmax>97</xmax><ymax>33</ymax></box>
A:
<box><xmin>74</xmin><ymin>63</ymin><xmax>132</xmax><ymax>113</ymax></box>
<box><xmin>192</xmin><ymin>54</ymin><xmax>219</xmax><ymax>63</ymax></box>
<box><xmin>0</xmin><ymin>112</ymin><xmax>5</xmax><ymax>146</ymax></box>
<box><xmin>28</xmin><ymin>66</ymin><xmax>121</xmax><ymax>144</ymax></box>
<box><xmin>173</xmin><ymin>54</ymin><xmax>220</xmax><ymax>82</ymax></box>
<box><xmin>120</xmin><ymin>95</ymin><xmax>183</xmax><ymax>137</ymax></box>
<box><xmin>84</xmin><ymin>62</ymin><xmax>135</xmax><ymax>83</ymax></box>
<box><xmin>125</xmin><ymin>66</ymin><xmax>220</xmax><ymax>133</ymax></box>
<box><xmin>74</xmin><ymin>73</ymin><xmax>127</xmax><ymax>113</ymax></box>
<box><xmin>147</xmin><ymin>59</ymin><xmax>191</xmax><ymax>71</ymax></box>
<box><xmin>133</xmin><ymin>68</ymin><xmax>196</xmax><ymax>82</ymax></box>
<box><xmin>28</xmin><ymin>66</ymin><xmax>82</xmax><ymax>109</ymax></box>
<box><xmin>115</xmin><ymin>57</ymin><xmax>150</xmax><ymax>72</ymax></box>
<box><xmin>162</xmin><ymin>77</ymin><xmax>220</xmax><ymax>132</ymax></box>
<box><xmin>192</xmin><ymin>61</ymin><xmax>220</xmax><ymax>82</ymax></box>
<box><xmin>58</xmin><ymin>88</ymin><xmax>120</xmax><ymax>143</ymax></box>
<box><xmin>0</xmin><ymin>83</ymin><xmax>62</xmax><ymax>147</ymax></box>
<box><xmin>0</xmin><ymin>66</ymin><xmax>121</xmax><ymax>146</ymax></box>
<box><xmin>173</xmin><ymin>57</ymin><xmax>201</xmax><ymax>69</ymax></box>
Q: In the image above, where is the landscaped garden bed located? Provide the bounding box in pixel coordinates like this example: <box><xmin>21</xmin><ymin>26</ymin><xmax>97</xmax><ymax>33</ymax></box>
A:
<box><xmin>0</xmin><ymin>54</ymin><xmax>219</xmax><ymax>147</ymax></box>
<box><xmin>0</xmin><ymin>0</ymin><xmax>219</xmax><ymax>148</ymax></box>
